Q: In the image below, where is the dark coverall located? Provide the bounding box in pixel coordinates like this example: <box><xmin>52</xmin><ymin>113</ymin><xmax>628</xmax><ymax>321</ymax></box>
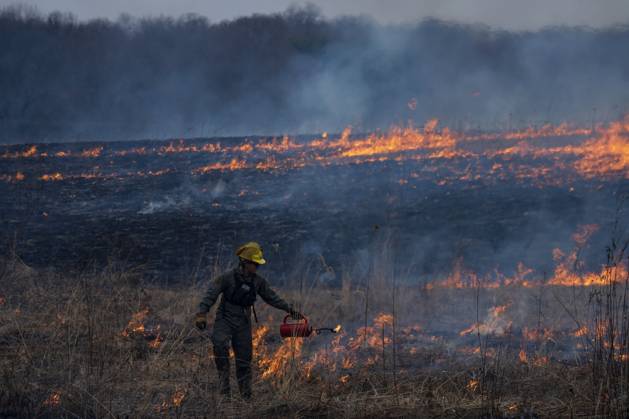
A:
<box><xmin>198</xmin><ymin>267</ymin><xmax>293</xmax><ymax>398</ymax></box>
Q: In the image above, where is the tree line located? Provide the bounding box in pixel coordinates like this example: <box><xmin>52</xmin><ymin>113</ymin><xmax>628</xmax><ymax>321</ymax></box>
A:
<box><xmin>1</xmin><ymin>5</ymin><xmax>628</xmax><ymax>142</ymax></box>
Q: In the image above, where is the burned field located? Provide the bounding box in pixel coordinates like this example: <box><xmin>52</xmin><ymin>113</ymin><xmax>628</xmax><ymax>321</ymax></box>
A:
<box><xmin>1</xmin><ymin>121</ymin><xmax>626</xmax><ymax>279</ymax></box>
<box><xmin>2</xmin><ymin>119</ymin><xmax>629</xmax><ymax>417</ymax></box>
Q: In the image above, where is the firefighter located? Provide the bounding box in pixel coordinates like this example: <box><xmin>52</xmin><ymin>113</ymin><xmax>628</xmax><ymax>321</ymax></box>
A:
<box><xmin>194</xmin><ymin>241</ymin><xmax>303</xmax><ymax>399</ymax></box>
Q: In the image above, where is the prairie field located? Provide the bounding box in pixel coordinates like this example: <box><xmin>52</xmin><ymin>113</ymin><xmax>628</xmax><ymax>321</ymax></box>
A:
<box><xmin>2</xmin><ymin>250</ymin><xmax>629</xmax><ymax>418</ymax></box>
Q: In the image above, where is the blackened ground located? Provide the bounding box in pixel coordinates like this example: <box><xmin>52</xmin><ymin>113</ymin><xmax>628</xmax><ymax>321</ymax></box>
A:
<box><xmin>0</xmin><ymin>140</ymin><xmax>625</xmax><ymax>284</ymax></box>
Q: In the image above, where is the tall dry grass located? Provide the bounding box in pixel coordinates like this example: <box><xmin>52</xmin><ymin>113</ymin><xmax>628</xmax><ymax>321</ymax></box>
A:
<box><xmin>1</xmin><ymin>245</ymin><xmax>628</xmax><ymax>418</ymax></box>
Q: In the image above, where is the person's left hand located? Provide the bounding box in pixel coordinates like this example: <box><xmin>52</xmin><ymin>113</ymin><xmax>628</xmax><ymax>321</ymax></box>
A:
<box><xmin>195</xmin><ymin>312</ymin><xmax>208</xmax><ymax>330</ymax></box>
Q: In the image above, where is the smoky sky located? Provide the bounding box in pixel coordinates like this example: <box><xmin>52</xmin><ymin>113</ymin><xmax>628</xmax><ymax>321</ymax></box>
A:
<box><xmin>1</xmin><ymin>4</ymin><xmax>629</xmax><ymax>143</ymax></box>
<box><xmin>4</xmin><ymin>0</ymin><xmax>629</xmax><ymax>30</ymax></box>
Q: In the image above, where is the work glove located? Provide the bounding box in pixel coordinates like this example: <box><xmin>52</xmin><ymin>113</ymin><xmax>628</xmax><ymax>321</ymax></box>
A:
<box><xmin>195</xmin><ymin>312</ymin><xmax>207</xmax><ymax>330</ymax></box>
<box><xmin>289</xmin><ymin>307</ymin><xmax>305</xmax><ymax>320</ymax></box>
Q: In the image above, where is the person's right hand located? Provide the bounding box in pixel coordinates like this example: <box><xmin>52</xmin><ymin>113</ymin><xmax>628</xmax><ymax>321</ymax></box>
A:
<box><xmin>195</xmin><ymin>312</ymin><xmax>207</xmax><ymax>330</ymax></box>
<box><xmin>289</xmin><ymin>308</ymin><xmax>305</xmax><ymax>320</ymax></box>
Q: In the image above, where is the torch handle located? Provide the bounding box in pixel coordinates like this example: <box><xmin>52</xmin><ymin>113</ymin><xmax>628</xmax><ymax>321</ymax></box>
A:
<box><xmin>283</xmin><ymin>314</ymin><xmax>308</xmax><ymax>324</ymax></box>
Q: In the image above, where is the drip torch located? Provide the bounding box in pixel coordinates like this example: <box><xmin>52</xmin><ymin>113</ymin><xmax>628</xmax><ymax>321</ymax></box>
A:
<box><xmin>279</xmin><ymin>315</ymin><xmax>342</xmax><ymax>338</ymax></box>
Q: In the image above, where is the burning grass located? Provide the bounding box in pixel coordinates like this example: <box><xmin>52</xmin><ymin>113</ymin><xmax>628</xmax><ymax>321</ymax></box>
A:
<box><xmin>1</xmin><ymin>257</ymin><xmax>628</xmax><ymax>418</ymax></box>
<box><xmin>3</xmin><ymin>116</ymin><xmax>629</xmax><ymax>186</ymax></box>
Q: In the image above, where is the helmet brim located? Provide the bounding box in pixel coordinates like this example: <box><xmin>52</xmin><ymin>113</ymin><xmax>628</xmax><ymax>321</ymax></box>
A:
<box><xmin>252</xmin><ymin>257</ymin><xmax>266</xmax><ymax>265</ymax></box>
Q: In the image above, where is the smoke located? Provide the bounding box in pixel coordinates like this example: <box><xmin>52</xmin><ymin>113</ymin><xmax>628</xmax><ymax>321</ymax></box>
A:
<box><xmin>0</xmin><ymin>4</ymin><xmax>628</xmax><ymax>143</ymax></box>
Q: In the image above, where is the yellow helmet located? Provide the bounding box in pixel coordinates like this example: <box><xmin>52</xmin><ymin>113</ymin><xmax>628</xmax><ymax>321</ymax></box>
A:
<box><xmin>236</xmin><ymin>241</ymin><xmax>266</xmax><ymax>265</ymax></box>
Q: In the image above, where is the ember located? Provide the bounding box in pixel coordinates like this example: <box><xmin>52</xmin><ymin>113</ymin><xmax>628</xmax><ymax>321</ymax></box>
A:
<box><xmin>157</xmin><ymin>389</ymin><xmax>185</xmax><ymax>412</ymax></box>
<box><xmin>121</xmin><ymin>309</ymin><xmax>149</xmax><ymax>337</ymax></box>
<box><xmin>43</xmin><ymin>390</ymin><xmax>61</xmax><ymax>407</ymax></box>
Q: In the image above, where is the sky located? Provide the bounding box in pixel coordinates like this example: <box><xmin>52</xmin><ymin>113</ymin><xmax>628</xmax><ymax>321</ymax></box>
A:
<box><xmin>2</xmin><ymin>0</ymin><xmax>629</xmax><ymax>30</ymax></box>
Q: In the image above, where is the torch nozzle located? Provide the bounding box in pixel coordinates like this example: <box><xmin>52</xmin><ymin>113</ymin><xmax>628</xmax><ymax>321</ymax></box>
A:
<box><xmin>315</xmin><ymin>324</ymin><xmax>342</xmax><ymax>334</ymax></box>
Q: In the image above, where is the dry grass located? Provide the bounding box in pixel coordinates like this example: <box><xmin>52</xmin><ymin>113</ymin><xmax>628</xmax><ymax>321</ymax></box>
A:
<box><xmin>1</xmin><ymin>252</ymin><xmax>628</xmax><ymax>418</ymax></box>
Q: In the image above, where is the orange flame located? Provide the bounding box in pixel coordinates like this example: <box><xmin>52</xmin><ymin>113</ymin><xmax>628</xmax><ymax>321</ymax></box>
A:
<box><xmin>460</xmin><ymin>304</ymin><xmax>511</xmax><ymax>336</ymax></box>
<box><xmin>194</xmin><ymin>158</ymin><xmax>248</xmax><ymax>173</ymax></box>
<box><xmin>40</xmin><ymin>172</ymin><xmax>64</xmax><ymax>181</ymax></box>
<box><xmin>467</xmin><ymin>379</ymin><xmax>479</xmax><ymax>391</ymax></box>
<box><xmin>6</xmin><ymin>116</ymin><xmax>629</xmax><ymax>185</ymax></box>
<box><xmin>519</xmin><ymin>349</ymin><xmax>528</xmax><ymax>363</ymax></box>
<box><xmin>533</xmin><ymin>356</ymin><xmax>549</xmax><ymax>367</ymax></box>
<box><xmin>0</xmin><ymin>172</ymin><xmax>25</xmax><ymax>183</ymax></box>
<box><xmin>121</xmin><ymin>309</ymin><xmax>149</xmax><ymax>337</ymax></box>
<box><xmin>43</xmin><ymin>390</ymin><xmax>61</xmax><ymax>407</ymax></box>
<box><xmin>157</xmin><ymin>389</ymin><xmax>185</xmax><ymax>412</ymax></box>
<box><xmin>573</xmin><ymin>325</ymin><xmax>588</xmax><ymax>337</ymax></box>
<box><xmin>259</xmin><ymin>337</ymin><xmax>303</xmax><ymax>380</ymax></box>
<box><xmin>148</xmin><ymin>326</ymin><xmax>163</xmax><ymax>349</ymax></box>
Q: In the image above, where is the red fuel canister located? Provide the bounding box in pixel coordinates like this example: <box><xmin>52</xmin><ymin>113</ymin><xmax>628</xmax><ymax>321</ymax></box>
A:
<box><xmin>280</xmin><ymin>315</ymin><xmax>313</xmax><ymax>338</ymax></box>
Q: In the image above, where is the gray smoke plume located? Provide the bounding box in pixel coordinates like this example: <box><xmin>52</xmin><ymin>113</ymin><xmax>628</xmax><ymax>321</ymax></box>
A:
<box><xmin>0</xmin><ymin>3</ymin><xmax>629</xmax><ymax>143</ymax></box>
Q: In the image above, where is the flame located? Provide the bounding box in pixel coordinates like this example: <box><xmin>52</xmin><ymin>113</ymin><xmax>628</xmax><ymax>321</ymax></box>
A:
<box><xmin>335</xmin><ymin>121</ymin><xmax>455</xmax><ymax>158</ymax></box>
<box><xmin>519</xmin><ymin>349</ymin><xmax>528</xmax><ymax>363</ymax></box>
<box><xmin>460</xmin><ymin>304</ymin><xmax>511</xmax><ymax>336</ymax></box>
<box><xmin>254</xmin><ymin>324</ymin><xmax>305</xmax><ymax>381</ymax></box>
<box><xmin>522</xmin><ymin>327</ymin><xmax>555</xmax><ymax>342</ymax></box>
<box><xmin>467</xmin><ymin>379</ymin><xmax>479</xmax><ymax>392</ymax></box>
<box><xmin>254</xmin><ymin>314</ymin><xmax>399</xmax><ymax>384</ymax></box>
<box><xmin>533</xmin><ymin>356</ymin><xmax>549</xmax><ymax>367</ymax></box>
<box><xmin>342</xmin><ymin>355</ymin><xmax>354</xmax><ymax>369</ymax></box>
<box><xmin>249</xmin><ymin>308</ymin><xmax>578</xmax><ymax>387</ymax></box>
<box><xmin>80</xmin><ymin>146</ymin><xmax>103</xmax><ymax>158</ymax></box>
<box><xmin>24</xmin><ymin>145</ymin><xmax>38</xmax><ymax>157</ymax></box>
<box><xmin>424</xmin><ymin>259</ymin><xmax>477</xmax><ymax>289</ymax></box>
<box><xmin>5</xmin><ymin>116</ymin><xmax>629</xmax><ymax>185</ymax></box>
<box><xmin>506</xmin><ymin>403</ymin><xmax>519</xmax><ymax>413</ymax></box>
<box><xmin>157</xmin><ymin>389</ymin><xmax>185</xmax><ymax>412</ymax></box>
<box><xmin>547</xmin><ymin>247</ymin><xmax>626</xmax><ymax>287</ymax></box>
<box><xmin>194</xmin><ymin>158</ymin><xmax>248</xmax><ymax>173</ymax></box>
<box><xmin>0</xmin><ymin>171</ymin><xmax>25</xmax><ymax>183</ymax></box>
<box><xmin>374</xmin><ymin>313</ymin><xmax>394</xmax><ymax>328</ymax></box>
<box><xmin>348</xmin><ymin>313</ymin><xmax>394</xmax><ymax>351</ymax></box>
<box><xmin>256</xmin><ymin>135</ymin><xmax>301</xmax><ymax>153</ymax></box>
<box><xmin>573</xmin><ymin>325</ymin><xmax>588</xmax><ymax>337</ymax></box>
<box><xmin>469</xmin><ymin>122</ymin><xmax>591</xmax><ymax>142</ymax></box>
<box><xmin>2</xmin><ymin>145</ymin><xmax>38</xmax><ymax>158</ymax></box>
<box><xmin>545</xmin><ymin>223</ymin><xmax>621</xmax><ymax>288</ymax></box>
<box><xmin>40</xmin><ymin>172</ymin><xmax>64</xmax><ymax>181</ymax></box>
<box><xmin>572</xmin><ymin>116</ymin><xmax>629</xmax><ymax>177</ymax></box>
<box><xmin>490</xmin><ymin>304</ymin><xmax>508</xmax><ymax>316</ymax></box>
<box><xmin>253</xmin><ymin>325</ymin><xmax>269</xmax><ymax>351</ymax></box>
<box><xmin>43</xmin><ymin>390</ymin><xmax>61</xmax><ymax>407</ymax></box>
<box><xmin>333</xmin><ymin>324</ymin><xmax>342</xmax><ymax>333</ymax></box>
<box><xmin>172</xmin><ymin>390</ymin><xmax>185</xmax><ymax>407</ymax></box>
<box><xmin>424</xmin><ymin>260</ymin><xmax>539</xmax><ymax>289</ymax></box>
<box><xmin>423</xmin><ymin>224</ymin><xmax>627</xmax><ymax>290</ymax></box>
<box><xmin>259</xmin><ymin>337</ymin><xmax>303</xmax><ymax>380</ymax></box>
<box><xmin>148</xmin><ymin>325</ymin><xmax>163</xmax><ymax>349</ymax></box>
<box><xmin>121</xmin><ymin>309</ymin><xmax>149</xmax><ymax>337</ymax></box>
<box><xmin>572</xmin><ymin>224</ymin><xmax>599</xmax><ymax>246</ymax></box>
